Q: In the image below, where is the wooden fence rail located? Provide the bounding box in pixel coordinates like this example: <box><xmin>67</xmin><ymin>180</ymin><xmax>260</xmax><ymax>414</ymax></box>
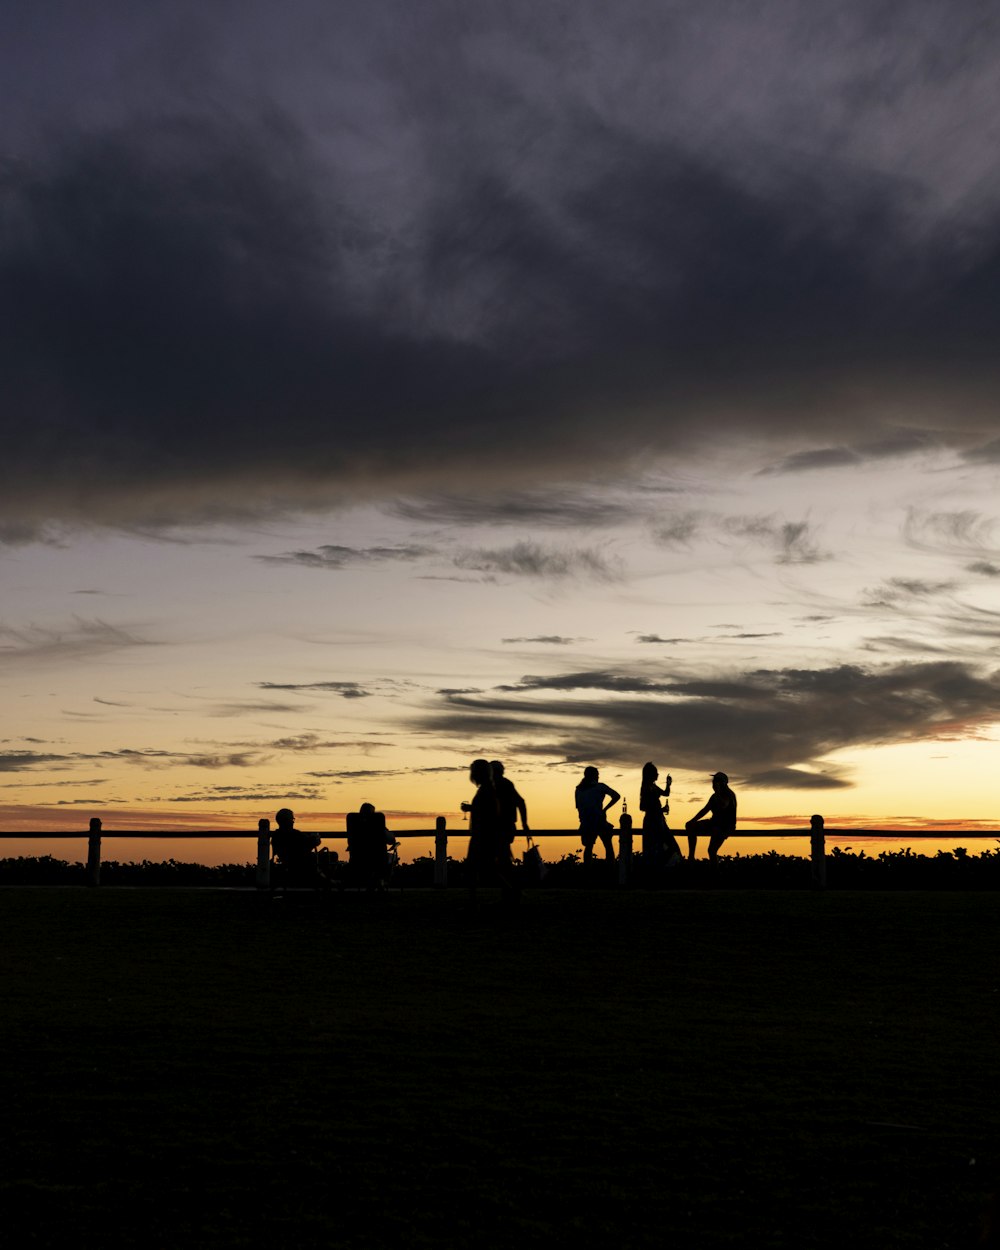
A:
<box><xmin>2</xmin><ymin>816</ymin><xmax>998</xmax><ymax>889</ymax></box>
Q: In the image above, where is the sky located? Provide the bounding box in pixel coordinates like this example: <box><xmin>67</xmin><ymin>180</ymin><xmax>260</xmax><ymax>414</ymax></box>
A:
<box><xmin>4</xmin><ymin>1</ymin><xmax>1000</xmax><ymax>863</ymax></box>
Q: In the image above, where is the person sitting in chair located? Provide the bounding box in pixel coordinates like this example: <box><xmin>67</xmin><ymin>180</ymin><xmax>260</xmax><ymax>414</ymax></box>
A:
<box><xmin>346</xmin><ymin>802</ymin><xmax>393</xmax><ymax>891</ymax></box>
<box><xmin>271</xmin><ymin>807</ymin><xmax>328</xmax><ymax>887</ymax></box>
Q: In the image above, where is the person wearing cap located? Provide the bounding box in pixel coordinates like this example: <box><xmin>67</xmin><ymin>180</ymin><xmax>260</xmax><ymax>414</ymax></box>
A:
<box><xmin>685</xmin><ymin>772</ymin><xmax>737</xmax><ymax>863</ymax></box>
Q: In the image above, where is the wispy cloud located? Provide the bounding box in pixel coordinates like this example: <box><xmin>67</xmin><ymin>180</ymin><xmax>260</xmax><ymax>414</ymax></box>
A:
<box><xmin>501</xmin><ymin>636</ymin><xmax>587</xmax><ymax>645</ymax></box>
<box><xmin>454</xmin><ymin>543</ymin><xmax>623</xmax><ymax>582</ymax></box>
<box><xmin>391</xmin><ymin>491</ymin><xmax>637</xmax><ymax>529</ymax></box>
<box><xmin>762</xmin><ymin>429</ymin><xmax>939</xmax><ymax>475</ymax></box>
<box><xmin>256</xmin><ymin>544</ymin><xmax>434</xmax><ymax>570</ymax></box>
<box><xmin>0</xmin><ymin>750</ymin><xmax>74</xmax><ymax>773</ymax></box>
<box><xmin>862</xmin><ymin>577</ymin><xmax>960</xmax><ymax>607</ymax></box>
<box><xmin>0</xmin><ymin>618</ymin><xmax>154</xmax><ymax>663</ymax></box>
<box><xmin>305</xmin><ymin>768</ymin><xmax>401</xmax><ymax>780</ymax></box>
<box><xmin>258</xmin><ymin>680</ymin><xmax>373</xmax><ymax>699</ymax></box>
<box><xmin>651</xmin><ymin>513</ymin><xmax>829</xmax><ymax>564</ymax></box>
<box><xmin>903</xmin><ymin>509</ymin><xmax>1000</xmax><ymax>558</ymax></box>
<box><xmin>165</xmin><ymin>788</ymin><xmax>326</xmax><ymax>803</ymax></box>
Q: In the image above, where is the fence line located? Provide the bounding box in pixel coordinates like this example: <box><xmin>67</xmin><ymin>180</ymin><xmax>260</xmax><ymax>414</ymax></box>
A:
<box><xmin>2</xmin><ymin>815</ymin><xmax>998</xmax><ymax>888</ymax></box>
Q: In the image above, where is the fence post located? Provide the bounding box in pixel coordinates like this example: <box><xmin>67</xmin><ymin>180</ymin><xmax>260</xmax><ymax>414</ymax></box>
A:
<box><xmin>86</xmin><ymin>817</ymin><xmax>102</xmax><ymax>888</ymax></box>
<box><xmin>256</xmin><ymin>819</ymin><xmax>271</xmax><ymax>890</ymax></box>
<box><xmin>810</xmin><ymin>815</ymin><xmax>826</xmax><ymax>891</ymax></box>
<box><xmin>618</xmin><ymin>810</ymin><xmax>633</xmax><ymax>886</ymax></box>
<box><xmin>434</xmin><ymin>816</ymin><xmax>448</xmax><ymax>888</ymax></box>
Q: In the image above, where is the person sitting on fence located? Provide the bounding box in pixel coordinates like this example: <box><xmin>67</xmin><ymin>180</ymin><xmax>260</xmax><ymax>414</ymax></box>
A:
<box><xmin>685</xmin><ymin>773</ymin><xmax>737</xmax><ymax>864</ymax></box>
<box><xmin>575</xmin><ymin>766</ymin><xmax>620</xmax><ymax>867</ymax></box>
<box><xmin>271</xmin><ymin>807</ymin><xmax>328</xmax><ymax>886</ymax></box>
<box><xmin>346</xmin><ymin>802</ymin><xmax>394</xmax><ymax>890</ymax></box>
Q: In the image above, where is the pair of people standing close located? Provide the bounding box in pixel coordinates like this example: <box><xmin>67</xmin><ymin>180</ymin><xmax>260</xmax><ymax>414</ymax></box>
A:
<box><xmin>461</xmin><ymin>758</ymin><xmax>528</xmax><ymax>898</ymax></box>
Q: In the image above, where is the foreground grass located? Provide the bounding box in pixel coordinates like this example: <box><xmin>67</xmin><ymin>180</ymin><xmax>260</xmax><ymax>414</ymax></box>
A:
<box><xmin>1</xmin><ymin>889</ymin><xmax>998</xmax><ymax>1248</ymax></box>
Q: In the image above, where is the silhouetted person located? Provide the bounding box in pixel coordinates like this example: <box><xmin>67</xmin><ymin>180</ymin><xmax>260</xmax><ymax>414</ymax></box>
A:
<box><xmin>575</xmin><ymin>766</ymin><xmax>620</xmax><ymax>868</ymax></box>
<box><xmin>461</xmin><ymin>759</ymin><xmax>516</xmax><ymax>900</ymax></box>
<box><xmin>346</xmin><ymin>802</ymin><xmax>393</xmax><ymax>891</ymax></box>
<box><xmin>639</xmin><ymin>762</ymin><xmax>681</xmax><ymax>878</ymax></box>
<box><xmin>686</xmin><ymin>772</ymin><xmax>737</xmax><ymax>863</ymax></box>
<box><xmin>271</xmin><ymin>807</ymin><xmax>327</xmax><ymax>886</ymax></box>
<box><xmin>491</xmin><ymin>760</ymin><xmax>529</xmax><ymax>845</ymax></box>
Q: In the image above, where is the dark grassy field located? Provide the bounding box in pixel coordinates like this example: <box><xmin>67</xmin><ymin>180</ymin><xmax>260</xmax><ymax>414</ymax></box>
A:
<box><xmin>2</xmin><ymin>888</ymin><xmax>998</xmax><ymax>1248</ymax></box>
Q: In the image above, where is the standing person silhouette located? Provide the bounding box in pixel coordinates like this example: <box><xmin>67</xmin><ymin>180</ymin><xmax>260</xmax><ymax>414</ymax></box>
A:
<box><xmin>460</xmin><ymin>759</ymin><xmax>517</xmax><ymax>900</ymax></box>
<box><xmin>574</xmin><ymin>766</ymin><xmax>620</xmax><ymax>867</ymax></box>
<box><xmin>491</xmin><ymin>760</ymin><xmax>529</xmax><ymax>845</ymax></box>
<box><xmin>639</xmin><ymin>762</ymin><xmax>681</xmax><ymax>877</ymax></box>
<box><xmin>685</xmin><ymin>772</ymin><xmax>737</xmax><ymax>863</ymax></box>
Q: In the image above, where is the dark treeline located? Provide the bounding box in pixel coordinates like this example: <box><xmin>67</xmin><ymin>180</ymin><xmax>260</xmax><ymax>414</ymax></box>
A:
<box><xmin>3</xmin><ymin>847</ymin><xmax>1000</xmax><ymax>889</ymax></box>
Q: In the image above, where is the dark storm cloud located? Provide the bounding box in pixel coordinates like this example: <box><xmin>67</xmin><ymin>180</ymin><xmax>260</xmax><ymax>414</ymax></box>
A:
<box><xmin>4</xmin><ymin>2</ymin><xmax>1000</xmax><ymax>530</ymax></box>
<box><xmin>420</xmin><ymin>660</ymin><xmax>1000</xmax><ymax>787</ymax></box>
<box><xmin>454</xmin><ymin>543</ymin><xmax>622</xmax><ymax>581</ymax></box>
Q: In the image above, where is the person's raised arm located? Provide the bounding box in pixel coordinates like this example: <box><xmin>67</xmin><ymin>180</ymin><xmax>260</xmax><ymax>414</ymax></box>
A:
<box><xmin>603</xmin><ymin>785</ymin><xmax>621</xmax><ymax>813</ymax></box>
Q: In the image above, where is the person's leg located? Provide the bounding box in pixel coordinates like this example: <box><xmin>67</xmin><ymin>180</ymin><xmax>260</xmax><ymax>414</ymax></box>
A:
<box><xmin>599</xmin><ymin>831</ymin><xmax>616</xmax><ymax>862</ymax></box>
<box><xmin>708</xmin><ymin>834</ymin><xmax>727</xmax><ymax>864</ymax></box>
<box><xmin>687</xmin><ymin>819</ymin><xmax>711</xmax><ymax>861</ymax></box>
